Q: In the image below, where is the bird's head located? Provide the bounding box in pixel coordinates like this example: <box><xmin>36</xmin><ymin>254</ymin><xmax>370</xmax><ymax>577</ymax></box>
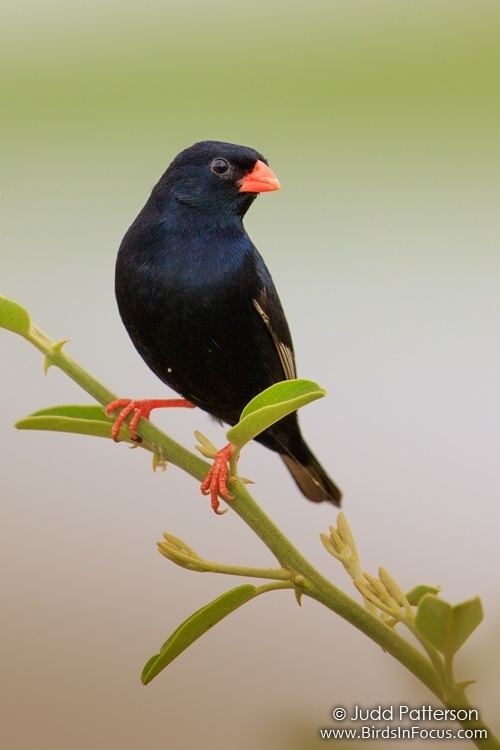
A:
<box><xmin>157</xmin><ymin>140</ymin><xmax>281</xmax><ymax>220</ymax></box>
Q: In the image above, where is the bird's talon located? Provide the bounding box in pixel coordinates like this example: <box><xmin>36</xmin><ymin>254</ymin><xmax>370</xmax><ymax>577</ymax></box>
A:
<box><xmin>104</xmin><ymin>397</ymin><xmax>194</xmax><ymax>442</ymax></box>
<box><xmin>200</xmin><ymin>444</ymin><xmax>234</xmax><ymax>515</ymax></box>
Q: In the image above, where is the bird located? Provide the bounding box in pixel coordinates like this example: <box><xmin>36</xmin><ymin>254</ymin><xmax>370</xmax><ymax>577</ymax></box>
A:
<box><xmin>106</xmin><ymin>140</ymin><xmax>341</xmax><ymax>512</ymax></box>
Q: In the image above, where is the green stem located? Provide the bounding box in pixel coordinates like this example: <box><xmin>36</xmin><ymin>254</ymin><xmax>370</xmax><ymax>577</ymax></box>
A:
<box><xmin>26</xmin><ymin>323</ymin><xmax>210</xmax><ymax>477</ymax></box>
<box><xmin>230</xmin><ymin>480</ymin><xmax>442</xmax><ymax>697</ymax></box>
<box><xmin>450</xmin><ymin>691</ymin><xmax>499</xmax><ymax>750</ymax></box>
<box><xmin>406</xmin><ymin>622</ymin><xmax>447</xmax><ymax>688</ymax></box>
<box><xmin>158</xmin><ymin>543</ymin><xmax>293</xmax><ymax>580</ymax></box>
<box><xmin>254</xmin><ymin>581</ymin><xmax>294</xmax><ymax>596</ymax></box>
<box><xmin>444</xmin><ymin>651</ymin><xmax>456</xmax><ymax>694</ymax></box>
<box><xmin>14</xmin><ymin>319</ymin><xmax>500</xmax><ymax>750</ymax></box>
<box><xmin>202</xmin><ymin>562</ymin><xmax>292</xmax><ymax>580</ymax></box>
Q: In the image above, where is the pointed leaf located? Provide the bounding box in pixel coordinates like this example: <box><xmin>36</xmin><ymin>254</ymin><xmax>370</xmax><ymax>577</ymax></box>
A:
<box><xmin>29</xmin><ymin>404</ymin><xmax>111</xmax><ymax>421</ymax></box>
<box><xmin>142</xmin><ymin>584</ymin><xmax>256</xmax><ymax>685</ymax></box>
<box><xmin>239</xmin><ymin>379</ymin><xmax>325</xmax><ymax>420</ymax></box>
<box><xmin>0</xmin><ymin>295</ymin><xmax>31</xmax><ymax>337</ymax></box>
<box><xmin>14</xmin><ymin>404</ymin><xmax>130</xmax><ymax>441</ymax></box>
<box><xmin>15</xmin><ymin>415</ymin><xmax>119</xmax><ymax>440</ymax></box>
<box><xmin>227</xmin><ymin>379</ymin><xmax>325</xmax><ymax>448</ymax></box>
<box><xmin>415</xmin><ymin>595</ymin><xmax>483</xmax><ymax>656</ymax></box>
<box><xmin>449</xmin><ymin>597</ymin><xmax>484</xmax><ymax>653</ymax></box>
<box><xmin>406</xmin><ymin>584</ymin><xmax>440</xmax><ymax>606</ymax></box>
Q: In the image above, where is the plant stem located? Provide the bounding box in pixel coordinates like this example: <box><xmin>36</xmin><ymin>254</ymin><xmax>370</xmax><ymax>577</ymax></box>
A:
<box><xmin>201</xmin><ymin>562</ymin><xmax>293</xmax><ymax>580</ymax></box>
<box><xmin>451</xmin><ymin>691</ymin><xmax>498</xmax><ymax>750</ymax></box>
<box><xmin>17</xmin><ymin>320</ymin><xmax>500</xmax><ymax>750</ymax></box>
<box><xmin>406</xmin><ymin>624</ymin><xmax>447</xmax><ymax>688</ymax></box>
<box><xmin>229</xmin><ymin>478</ymin><xmax>443</xmax><ymax>699</ymax></box>
<box><xmin>254</xmin><ymin>581</ymin><xmax>294</xmax><ymax>596</ymax></box>
<box><xmin>26</xmin><ymin>322</ymin><xmax>210</xmax><ymax>477</ymax></box>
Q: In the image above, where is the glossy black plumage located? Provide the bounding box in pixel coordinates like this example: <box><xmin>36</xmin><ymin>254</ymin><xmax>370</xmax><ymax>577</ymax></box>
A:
<box><xmin>115</xmin><ymin>140</ymin><xmax>341</xmax><ymax>505</ymax></box>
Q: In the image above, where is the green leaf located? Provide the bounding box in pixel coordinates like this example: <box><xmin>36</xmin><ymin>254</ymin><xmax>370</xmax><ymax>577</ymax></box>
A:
<box><xmin>415</xmin><ymin>595</ymin><xmax>483</xmax><ymax>656</ymax></box>
<box><xmin>415</xmin><ymin>597</ymin><xmax>453</xmax><ymax>653</ymax></box>
<box><xmin>227</xmin><ymin>379</ymin><xmax>325</xmax><ymax>448</ymax></box>
<box><xmin>15</xmin><ymin>403</ymin><xmax>125</xmax><ymax>440</ymax></box>
<box><xmin>406</xmin><ymin>584</ymin><xmax>440</xmax><ymax>606</ymax></box>
<box><xmin>448</xmin><ymin>598</ymin><xmax>484</xmax><ymax>654</ymax></box>
<box><xmin>0</xmin><ymin>295</ymin><xmax>31</xmax><ymax>337</ymax></box>
<box><xmin>142</xmin><ymin>584</ymin><xmax>256</xmax><ymax>685</ymax></box>
<box><xmin>29</xmin><ymin>404</ymin><xmax>111</xmax><ymax>421</ymax></box>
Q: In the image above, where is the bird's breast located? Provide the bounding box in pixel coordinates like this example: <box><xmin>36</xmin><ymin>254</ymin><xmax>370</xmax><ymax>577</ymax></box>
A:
<box><xmin>115</xmin><ymin>224</ymin><xmax>270</xmax><ymax>419</ymax></box>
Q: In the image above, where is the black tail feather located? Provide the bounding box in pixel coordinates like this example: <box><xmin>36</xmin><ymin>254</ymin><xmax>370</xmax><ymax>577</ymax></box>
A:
<box><xmin>281</xmin><ymin>451</ymin><xmax>342</xmax><ymax>506</ymax></box>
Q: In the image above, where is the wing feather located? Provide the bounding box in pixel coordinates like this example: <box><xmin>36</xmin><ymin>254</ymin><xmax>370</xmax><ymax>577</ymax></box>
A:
<box><xmin>253</xmin><ymin>297</ymin><xmax>297</xmax><ymax>380</ymax></box>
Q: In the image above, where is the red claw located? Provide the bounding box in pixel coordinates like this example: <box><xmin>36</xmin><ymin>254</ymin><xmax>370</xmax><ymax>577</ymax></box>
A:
<box><xmin>105</xmin><ymin>398</ymin><xmax>194</xmax><ymax>441</ymax></box>
<box><xmin>200</xmin><ymin>444</ymin><xmax>235</xmax><ymax>515</ymax></box>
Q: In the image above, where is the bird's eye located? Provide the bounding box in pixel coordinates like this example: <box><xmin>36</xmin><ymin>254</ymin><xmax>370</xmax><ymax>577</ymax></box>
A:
<box><xmin>210</xmin><ymin>158</ymin><xmax>230</xmax><ymax>175</ymax></box>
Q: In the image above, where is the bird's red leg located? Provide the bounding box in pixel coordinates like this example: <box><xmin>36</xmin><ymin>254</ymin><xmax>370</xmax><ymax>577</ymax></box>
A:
<box><xmin>200</xmin><ymin>443</ymin><xmax>235</xmax><ymax>515</ymax></box>
<box><xmin>105</xmin><ymin>398</ymin><xmax>195</xmax><ymax>441</ymax></box>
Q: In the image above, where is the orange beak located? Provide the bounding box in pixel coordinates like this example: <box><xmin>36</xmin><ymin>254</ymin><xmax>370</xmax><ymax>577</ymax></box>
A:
<box><xmin>238</xmin><ymin>160</ymin><xmax>281</xmax><ymax>193</ymax></box>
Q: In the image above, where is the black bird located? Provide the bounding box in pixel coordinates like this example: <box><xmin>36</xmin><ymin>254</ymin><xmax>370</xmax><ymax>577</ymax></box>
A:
<box><xmin>107</xmin><ymin>140</ymin><xmax>341</xmax><ymax>512</ymax></box>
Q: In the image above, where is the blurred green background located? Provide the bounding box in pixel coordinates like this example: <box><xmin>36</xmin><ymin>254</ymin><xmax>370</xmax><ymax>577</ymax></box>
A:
<box><xmin>2</xmin><ymin>1</ymin><xmax>499</xmax><ymax>748</ymax></box>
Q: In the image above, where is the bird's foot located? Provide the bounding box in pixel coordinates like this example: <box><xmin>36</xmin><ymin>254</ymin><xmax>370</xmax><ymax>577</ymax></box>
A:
<box><xmin>200</xmin><ymin>443</ymin><xmax>235</xmax><ymax>515</ymax></box>
<box><xmin>105</xmin><ymin>398</ymin><xmax>194</xmax><ymax>441</ymax></box>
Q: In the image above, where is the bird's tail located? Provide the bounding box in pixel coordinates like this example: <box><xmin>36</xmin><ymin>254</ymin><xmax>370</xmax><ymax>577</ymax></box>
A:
<box><xmin>281</xmin><ymin>449</ymin><xmax>342</xmax><ymax>506</ymax></box>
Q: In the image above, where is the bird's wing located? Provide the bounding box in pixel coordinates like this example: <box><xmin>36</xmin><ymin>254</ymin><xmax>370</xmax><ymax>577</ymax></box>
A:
<box><xmin>253</xmin><ymin>294</ymin><xmax>297</xmax><ymax>381</ymax></box>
